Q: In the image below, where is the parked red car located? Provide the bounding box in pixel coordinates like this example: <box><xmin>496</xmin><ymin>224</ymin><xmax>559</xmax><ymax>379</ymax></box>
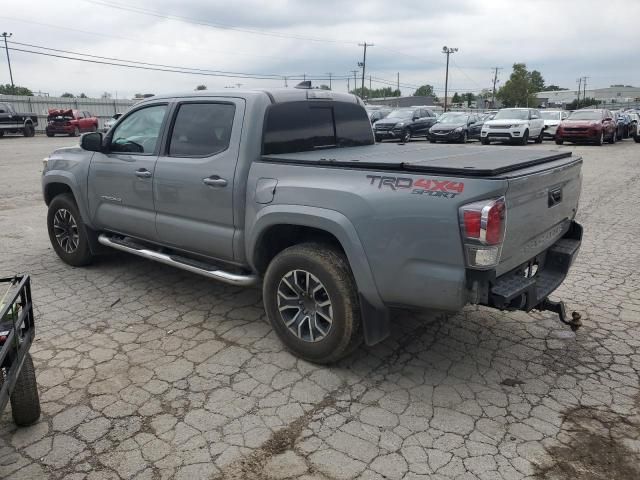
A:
<box><xmin>555</xmin><ymin>109</ymin><xmax>617</xmax><ymax>146</ymax></box>
<box><xmin>46</xmin><ymin>109</ymin><xmax>99</xmax><ymax>137</ymax></box>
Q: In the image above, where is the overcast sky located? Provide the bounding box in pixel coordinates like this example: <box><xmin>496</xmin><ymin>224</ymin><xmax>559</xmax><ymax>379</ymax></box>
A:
<box><xmin>1</xmin><ymin>0</ymin><xmax>638</xmax><ymax>98</ymax></box>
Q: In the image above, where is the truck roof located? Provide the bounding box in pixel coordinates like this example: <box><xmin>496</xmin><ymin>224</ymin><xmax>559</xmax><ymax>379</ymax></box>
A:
<box><xmin>137</xmin><ymin>88</ymin><xmax>361</xmax><ymax>105</ymax></box>
<box><xmin>262</xmin><ymin>143</ymin><xmax>577</xmax><ymax>177</ymax></box>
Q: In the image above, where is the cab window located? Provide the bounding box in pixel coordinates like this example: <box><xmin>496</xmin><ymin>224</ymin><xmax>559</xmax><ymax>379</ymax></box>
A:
<box><xmin>168</xmin><ymin>103</ymin><xmax>235</xmax><ymax>157</ymax></box>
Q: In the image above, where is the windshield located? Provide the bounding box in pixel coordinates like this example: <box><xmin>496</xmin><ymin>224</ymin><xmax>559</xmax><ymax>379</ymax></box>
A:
<box><xmin>568</xmin><ymin>111</ymin><xmax>602</xmax><ymax>120</ymax></box>
<box><xmin>437</xmin><ymin>113</ymin><xmax>468</xmax><ymax>124</ymax></box>
<box><xmin>386</xmin><ymin>109</ymin><xmax>414</xmax><ymax>119</ymax></box>
<box><xmin>494</xmin><ymin>109</ymin><xmax>529</xmax><ymax>120</ymax></box>
<box><xmin>540</xmin><ymin>111</ymin><xmax>561</xmax><ymax>120</ymax></box>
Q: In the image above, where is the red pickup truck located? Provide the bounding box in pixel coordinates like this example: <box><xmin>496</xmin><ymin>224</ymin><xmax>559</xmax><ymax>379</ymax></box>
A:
<box><xmin>46</xmin><ymin>109</ymin><xmax>99</xmax><ymax>137</ymax></box>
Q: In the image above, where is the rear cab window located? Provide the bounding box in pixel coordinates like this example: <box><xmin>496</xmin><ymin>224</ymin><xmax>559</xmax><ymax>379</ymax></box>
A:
<box><xmin>263</xmin><ymin>101</ymin><xmax>373</xmax><ymax>155</ymax></box>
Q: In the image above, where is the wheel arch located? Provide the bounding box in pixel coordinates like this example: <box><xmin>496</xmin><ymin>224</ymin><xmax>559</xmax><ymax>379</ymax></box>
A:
<box><xmin>248</xmin><ymin>205</ymin><xmax>390</xmax><ymax>345</ymax></box>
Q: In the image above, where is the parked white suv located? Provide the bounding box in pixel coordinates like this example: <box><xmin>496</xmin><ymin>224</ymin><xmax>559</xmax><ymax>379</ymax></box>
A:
<box><xmin>481</xmin><ymin>108</ymin><xmax>545</xmax><ymax>145</ymax></box>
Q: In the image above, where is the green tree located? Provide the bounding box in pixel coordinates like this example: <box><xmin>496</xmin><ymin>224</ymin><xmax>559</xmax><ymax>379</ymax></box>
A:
<box><xmin>413</xmin><ymin>84</ymin><xmax>437</xmax><ymax>100</ymax></box>
<box><xmin>79</xmin><ymin>93</ymin><xmax>88</xmax><ymax>98</ymax></box>
<box><xmin>567</xmin><ymin>97</ymin><xmax>599</xmax><ymax>110</ymax></box>
<box><xmin>0</xmin><ymin>84</ymin><xmax>33</xmax><ymax>96</ymax></box>
<box><xmin>461</xmin><ymin>92</ymin><xmax>476</xmax><ymax>107</ymax></box>
<box><xmin>195</xmin><ymin>84</ymin><xmax>207</xmax><ymax>90</ymax></box>
<box><xmin>319</xmin><ymin>84</ymin><xmax>330</xmax><ymax>90</ymax></box>
<box><xmin>452</xmin><ymin>92</ymin><xmax>461</xmax><ymax>104</ymax></box>
<box><xmin>496</xmin><ymin>63</ymin><xmax>543</xmax><ymax>107</ymax></box>
<box><xmin>351</xmin><ymin>86</ymin><xmax>401</xmax><ymax>99</ymax></box>
<box><xmin>545</xmin><ymin>85</ymin><xmax>567</xmax><ymax>91</ymax></box>
<box><xmin>529</xmin><ymin>70</ymin><xmax>546</xmax><ymax>93</ymax></box>
<box><xmin>61</xmin><ymin>92</ymin><xmax>75</xmax><ymax>98</ymax></box>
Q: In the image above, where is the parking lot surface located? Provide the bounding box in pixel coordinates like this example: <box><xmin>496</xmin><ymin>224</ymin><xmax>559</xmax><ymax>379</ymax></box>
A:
<box><xmin>1</xmin><ymin>135</ymin><xmax>639</xmax><ymax>480</ymax></box>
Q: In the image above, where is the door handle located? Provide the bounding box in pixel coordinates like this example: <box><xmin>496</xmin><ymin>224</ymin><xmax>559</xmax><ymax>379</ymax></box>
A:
<box><xmin>203</xmin><ymin>176</ymin><xmax>228</xmax><ymax>187</ymax></box>
<box><xmin>135</xmin><ymin>169</ymin><xmax>152</xmax><ymax>179</ymax></box>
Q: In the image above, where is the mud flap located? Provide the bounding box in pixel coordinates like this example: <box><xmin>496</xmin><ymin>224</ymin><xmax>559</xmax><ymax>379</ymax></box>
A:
<box><xmin>359</xmin><ymin>293</ymin><xmax>390</xmax><ymax>345</ymax></box>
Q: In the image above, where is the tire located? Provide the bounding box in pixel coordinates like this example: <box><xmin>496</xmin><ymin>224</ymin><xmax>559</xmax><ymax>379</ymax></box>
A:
<box><xmin>460</xmin><ymin>131</ymin><xmax>468</xmax><ymax>144</ymax></box>
<box><xmin>481</xmin><ymin>137</ymin><xmax>490</xmax><ymax>145</ymax></box>
<box><xmin>375</xmin><ymin>136</ymin><xmax>382</xmax><ymax>143</ymax></box>
<box><xmin>0</xmin><ymin>131</ymin><xmax>4</xmax><ymax>137</ymax></box>
<box><xmin>9</xmin><ymin>354</ymin><xmax>41</xmax><ymax>426</ymax></box>
<box><xmin>535</xmin><ymin>129</ymin><xmax>544</xmax><ymax>143</ymax></box>
<box><xmin>22</xmin><ymin>124</ymin><xmax>35</xmax><ymax>137</ymax></box>
<box><xmin>46</xmin><ymin>131</ymin><xmax>54</xmax><ymax>137</ymax></box>
<box><xmin>634</xmin><ymin>135</ymin><xmax>640</xmax><ymax>143</ymax></box>
<box><xmin>595</xmin><ymin>131</ymin><xmax>604</xmax><ymax>146</ymax></box>
<box><xmin>555</xmin><ymin>139</ymin><xmax>564</xmax><ymax>145</ymax></box>
<box><xmin>400</xmin><ymin>129</ymin><xmax>411</xmax><ymax>143</ymax></box>
<box><xmin>70</xmin><ymin>127</ymin><xmax>80</xmax><ymax>137</ymax></box>
<box><xmin>47</xmin><ymin>193</ymin><xmax>94</xmax><ymax>267</ymax></box>
<box><xmin>263</xmin><ymin>243</ymin><xmax>362</xmax><ymax>364</ymax></box>
<box><xmin>519</xmin><ymin>130</ymin><xmax>529</xmax><ymax>145</ymax></box>
<box><xmin>429</xmin><ymin>139</ymin><xmax>436</xmax><ymax>143</ymax></box>
<box><xmin>607</xmin><ymin>130</ymin><xmax>616</xmax><ymax>144</ymax></box>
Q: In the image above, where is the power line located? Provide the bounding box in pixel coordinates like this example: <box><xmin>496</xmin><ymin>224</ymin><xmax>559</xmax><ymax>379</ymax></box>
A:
<box><xmin>84</xmin><ymin>0</ymin><xmax>357</xmax><ymax>45</ymax></box>
<box><xmin>7</xmin><ymin>40</ymin><xmax>351</xmax><ymax>81</ymax></box>
<box><xmin>7</xmin><ymin>46</ymin><xmax>347</xmax><ymax>82</ymax></box>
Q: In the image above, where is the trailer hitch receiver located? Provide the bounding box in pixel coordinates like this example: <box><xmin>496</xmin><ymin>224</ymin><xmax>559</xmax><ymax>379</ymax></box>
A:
<box><xmin>537</xmin><ymin>298</ymin><xmax>582</xmax><ymax>331</ymax></box>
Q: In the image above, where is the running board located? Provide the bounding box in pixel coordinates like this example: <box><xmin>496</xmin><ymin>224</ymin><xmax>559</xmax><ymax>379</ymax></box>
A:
<box><xmin>97</xmin><ymin>234</ymin><xmax>258</xmax><ymax>287</ymax></box>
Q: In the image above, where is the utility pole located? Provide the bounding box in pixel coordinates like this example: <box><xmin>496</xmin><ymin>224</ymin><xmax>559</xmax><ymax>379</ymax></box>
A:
<box><xmin>491</xmin><ymin>67</ymin><xmax>502</xmax><ymax>108</ymax></box>
<box><xmin>582</xmin><ymin>76</ymin><xmax>589</xmax><ymax>106</ymax></box>
<box><xmin>351</xmin><ymin>70</ymin><xmax>358</xmax><ymax>95</ymax></box>
<box><xmin>1</xmin><ymin>32</ymin><xmax>14</xmax><ymax>88</ymax></box>
<box><xmin>358</xmin><ymin>42</ymin><xmax>374</xmax><ymax>99</ymax></box>
<box><xmin>576</xmin><ymin>77</ymin><xmax>582</xmax><ymax>108</ymax></box>
<box><xmin>283</xmin><ymin>76</ymin><xmax>288</xmax><ymax>87</ymax></box>
<box><xmin>397</xmin><ymin>72</ymin><xmax>400</xmax><ymax>96</ymax></box>
<box><xmin>442</xmin><ymin>46</ymin><xmax>458</xmax><ymax>112</ymax></box>
<box><xmin>347</xmin><ymin>78</ymin><xmax>350</xmax><ymax>93</ymax></box>
<box><xmin>303</xmin><ymin>73</ymin><xmax>306</xmax><ymax>82</ymax></box>
<box><xmin>326</xmin><ymin>72</ymin><xmax>332</xmax><ymax>90</ymax></box>
<box><xmin>369</xmin><ymin>75</ymin><xmax>372</xmax><ymax>92</ymax></box>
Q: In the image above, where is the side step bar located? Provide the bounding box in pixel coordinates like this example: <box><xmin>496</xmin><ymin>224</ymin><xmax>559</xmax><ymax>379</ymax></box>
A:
<box><xmin>98</xmin><ymin>234</ymin><xmax>258</xmax><ymax>287</ymax></box>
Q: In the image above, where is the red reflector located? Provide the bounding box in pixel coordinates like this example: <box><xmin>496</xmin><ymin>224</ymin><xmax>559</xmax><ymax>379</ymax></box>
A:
<box><xmin>485</xmin><ymin>201</ymin><xmax>505</xmax><ymax>245</ymax></box>
<box><xmin>463</xmin><ymin>210</ymin><xmax>481</xmax><ymax>239</ymax></box>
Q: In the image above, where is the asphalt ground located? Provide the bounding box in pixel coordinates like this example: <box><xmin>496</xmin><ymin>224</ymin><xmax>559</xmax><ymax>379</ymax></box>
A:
<box><xmin>1</xmin><ymin>134</ymin><xmax>639</xmax><ymax>480</ymax></box>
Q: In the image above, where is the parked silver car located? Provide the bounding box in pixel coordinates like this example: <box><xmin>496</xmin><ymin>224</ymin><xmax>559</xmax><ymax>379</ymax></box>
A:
<box><xmin>102</xmin><ymin>113</ymin><xmax>122</xmax><ymax>133</ymax></box>
<box><xmin>540</xmin><ymin>110</ymin><xmax>568</xmax><ymax>139</ymax></box>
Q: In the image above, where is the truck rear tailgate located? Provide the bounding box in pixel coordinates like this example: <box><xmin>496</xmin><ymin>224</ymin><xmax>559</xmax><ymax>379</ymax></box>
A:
<box><xmin>497</xmin><ymin>156</ymin><xmax>582</xmax><ymax>276</ymax></box>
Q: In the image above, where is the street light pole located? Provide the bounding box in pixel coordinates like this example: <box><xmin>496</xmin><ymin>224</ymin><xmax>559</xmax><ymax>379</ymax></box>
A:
<box><xmin>326</xmin><ymin>72</ymin><xmax>333</xmax><ymax>90</ymax></box>
<box><xmin>2</xmin><ymin>32</ymin><xmax>14</xmax><ymax>88</ymax></box>
<box><xmin>442</xmin><ymin>46</ymin><xmax>458</xmax><ymax>112</ymax></box>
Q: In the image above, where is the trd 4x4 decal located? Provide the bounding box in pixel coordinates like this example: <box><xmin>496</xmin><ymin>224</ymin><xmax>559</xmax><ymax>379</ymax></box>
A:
<box><xmin>366</xmin><ymin>175</ymin><xmax>464</xmax><ymax>199</ymax></box>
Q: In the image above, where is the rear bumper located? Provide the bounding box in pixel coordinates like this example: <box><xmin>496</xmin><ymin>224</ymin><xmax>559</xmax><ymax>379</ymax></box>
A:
<box><xmin>46</xmin><ymin>125</ymin><xmax>74</xmax><ymax>134</ymax></box>
<box><xmin>472</xmin><ymin>221</ymin><xmax>582</xmax><ymax>312</ymax></box>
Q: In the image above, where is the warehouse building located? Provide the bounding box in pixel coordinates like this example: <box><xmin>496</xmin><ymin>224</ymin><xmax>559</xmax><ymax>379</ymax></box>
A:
<box><xmin>536</xmin><ymin>85</ymin><xmax>640</xmax><ymax>108</ymax></box>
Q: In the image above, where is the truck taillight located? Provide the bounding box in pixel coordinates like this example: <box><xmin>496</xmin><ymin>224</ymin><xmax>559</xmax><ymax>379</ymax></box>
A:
<box><xmin>459</xmin><ymin>197</ymin><xmax>506</xmax><ymax>268</ymax></box>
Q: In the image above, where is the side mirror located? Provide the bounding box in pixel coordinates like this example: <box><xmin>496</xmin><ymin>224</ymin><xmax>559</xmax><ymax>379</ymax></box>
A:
<box><xmin>80</xmin><ymin>132</ymin><xmax>103</xmax><ymax>152</ymax></box>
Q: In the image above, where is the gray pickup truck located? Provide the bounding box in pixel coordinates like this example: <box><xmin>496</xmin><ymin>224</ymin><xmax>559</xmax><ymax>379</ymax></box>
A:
<box><xmin>42</xmin><ymin>88</ymin><xmax>583</xmax><ymax>363</ymax></box>
<box><xmin>0</xmin><ymin>102</ymin><xmax>38</xmax><ymax>137</ymax></box>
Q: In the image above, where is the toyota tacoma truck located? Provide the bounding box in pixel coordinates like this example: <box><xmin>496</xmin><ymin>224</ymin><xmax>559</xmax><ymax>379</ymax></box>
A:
<box><xmin>42</xmin><ymin>88</ymin><xmax>583</xmax><ymax>363</ymax></box>
<box><xmin>0</xmin><ymin>102</ymin><xmax>37</xmax><ymax>137</ymax></box>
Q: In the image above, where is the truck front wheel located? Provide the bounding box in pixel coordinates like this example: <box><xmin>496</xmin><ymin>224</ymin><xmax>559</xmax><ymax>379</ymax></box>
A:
<box><xmin>47</xmin><ymin>193</ymin><xmax>94</xmax><ymax>267</ymax></box>
<box><xmin>263</xmin><ymin>243</ymin><xmax>362</xmax><ymax>364</ymax></box>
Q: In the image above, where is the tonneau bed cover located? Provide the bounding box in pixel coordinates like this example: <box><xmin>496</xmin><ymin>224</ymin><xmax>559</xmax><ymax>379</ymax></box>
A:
<box><xmin>261</xmin><ymin>143</ymin><xmax>575</xmax><ymax>177</ymax></box>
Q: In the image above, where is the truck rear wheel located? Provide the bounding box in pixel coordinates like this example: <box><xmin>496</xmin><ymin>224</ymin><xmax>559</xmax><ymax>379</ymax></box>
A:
<box><xmin>23</xmin><ymin>124</ymin><xmax>35</xmax><ymax>137</ymax></box>
<box><xmin>9</xmin><ymin>353</ymin><xmax>41</xmax><ymax>426</ymax></box>
<box><xmin>47</xmin><ymin>193</ymin><xmax>94</xmax><ymax>267</ymax></box>
<box><xmin>263</xmin><ymin>243</ymin><xmax>362</xmax><ymax>364</ymax></box>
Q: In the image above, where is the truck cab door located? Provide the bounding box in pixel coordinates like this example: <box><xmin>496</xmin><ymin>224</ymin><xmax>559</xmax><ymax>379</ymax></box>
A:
<box><xmin>0</xmin><ymin>103</ymin><xmax>10</xmax><ymax>131</ymax></box>
<box><xmin>87</xmin><ymin>103</ymin><xmax>169</xmax><ymax>241</ymax></box>
<box><xmin>153</xmin><ymin>98</ymin><xmax>245</xmax><ymax>262</ymax></box>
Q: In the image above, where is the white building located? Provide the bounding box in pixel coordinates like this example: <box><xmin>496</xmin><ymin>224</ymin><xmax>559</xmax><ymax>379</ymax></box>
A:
<box><xmin>536</xmin><ymin>86</ymin><xmax>640</xmax><ymax>107</ymax></box>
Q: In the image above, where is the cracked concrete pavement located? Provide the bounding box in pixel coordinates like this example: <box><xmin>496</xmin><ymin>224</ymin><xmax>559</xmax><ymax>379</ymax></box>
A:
<box><xmin>1</xmin><ymin>135</ymin><xmax>639</xmax><ymax>479</ymax></box>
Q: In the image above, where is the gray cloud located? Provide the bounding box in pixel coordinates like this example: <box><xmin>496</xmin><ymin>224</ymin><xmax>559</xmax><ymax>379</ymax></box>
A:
<box><xmin>2</xmin><ymin>0</ymin><xmax>638</xmax><ymax>98</ymax></box>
